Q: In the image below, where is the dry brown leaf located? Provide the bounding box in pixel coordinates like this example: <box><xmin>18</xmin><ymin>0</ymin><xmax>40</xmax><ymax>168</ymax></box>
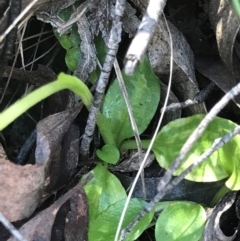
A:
<box><xmin>36</xmin><ymin>106</ymin><xmax>82</xmax><ymax>203</ymax></box>
<box><xmin>42</xmin><ymin>124</ymin><xmax>80</xmax><ymax>201</ymax></box>
<box><xmin>0</xmin><ymin>106</ymin><xmax>81</xmax><ymax>222</ymax></box>
<box><xmin>7</xmin><ymin>175</ymin><xmax>91</xmax><ymax>241</ymax></box>
<box><xmin>0</xmin><ymin>157</ymin><xmax>47</xmax><ymax>222</ymax></box>
<box><xmin>196</xmin><ymin>57</ymin><xmax>240</xmax><ymax>106</ymax></box>
<box><xmin>209</xmin><ymin>0</ymin><xmax>240</xmax><ymax>77</ymax></box>
<box><xmin>64</xmin><ymin>188</ymin><xmax>88</xmax><ymax>241</ymax></box>
<box><xmin>35</xmin><ymin>105</ymin><xmax>81</xmax><ymax>164</ymax></box>
<box><xmin>147</xmin><ymin>17</ymin><xmax>206</xmax><ymax>115</ymax></box>
<box><xmin>110</xmin><ymin>151</ymin><xmax>155</xmax><ymax>172</ymax></box>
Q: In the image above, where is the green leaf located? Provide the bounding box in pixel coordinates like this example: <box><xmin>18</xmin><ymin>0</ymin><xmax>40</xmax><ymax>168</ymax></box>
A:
<box><xmin>96</xmin><ymin>144</ymin><xmax>120</xmax><ymax>164</ymax></box>
<box><xmin>65</xmin><ymin>46</ymin><xmax>81</xmax><ymax>71</ymax></box>
<box><xmin>53</xmin><ymin>2</ymin><xmax>83</xmax><ymax>71</ymax></box>
<box><xmin>94</xmin><ymin>34</ymin><xmax>108</xmax><ymax>65</ymax></box>
<box><xmin>102</xmin><ymin>56</ymin><xmax>160</xmax><ymax>147</ymax></box>
<box><xmin>54</xmin><ymin>25</ymin><xmax>81</xmax><ymax>71</ymax></box>
<box><xmin>89</xmin><ymin>198</ymin><xmax>154</xmax><ymax>241</ymax></box>
<box><xmin>87</xmin><ymin>35</ymin><xmax>108</xmax><ymax>84</ymax></box>
<box><xmin>155</xmin><ymin>202</ymin><xmax>206</xmax><ymax>241</ymax></box>
<box><xmin>233</xmin><ymin>0</ymin><xmax>240</xmax><ymax>16</ymax></box>
<box><xmin>58</xmin><ymin>4</ymin><xmax>74</xmax><ymax>21</ymax></box>
<box><xmin>83</xmin><ymin>164</ymin><xmax>126</xmax><ymax>221</ymax></box>
<box><xmin>152</xmin><ymin>114</ymin><xmax>240</xmax><ymax>183</ymax></box>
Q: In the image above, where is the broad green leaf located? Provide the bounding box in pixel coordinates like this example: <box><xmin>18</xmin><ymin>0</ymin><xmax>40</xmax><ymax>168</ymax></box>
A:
<box><xmin>152</xmin><ymin>114</ymin><xmax>240</xmax><ymax>182</ymax></box>
<box><xmin>96</xmin><ymin>144</ymin><xmax>120</xmax><ymax>164</ymax></box>
<box><xmin>89</xmin><ymin>198</ymin><xmax>154</xmax><ymax>241</ymax></box>
<box><xmin>83</xmin><ymin>164</ymin><xmax>126</xmax><ymax>220</ymax></box>
<box><xmin>102</xmin><ymin>56</ymin><xmax>160</xmax><ymax>147</ymax></box>
<box><xmin>155</xmin><ymin>202</ymin><xmax>206</xmax><ymax>241</ymax></box>
<box><xmin>219</xmin><ymin>138</ymin><xmax>240</xmax><ymax>190</ymax></box>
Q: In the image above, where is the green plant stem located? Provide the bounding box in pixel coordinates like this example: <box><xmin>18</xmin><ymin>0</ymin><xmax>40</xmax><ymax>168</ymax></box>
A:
<box><xmin>59</xmin><ymin>74</ymin><xmax>116</xmax><ymax>145</ymax></box>
<box><xmin>210</xmin><ymin>185</ymin><xmax>230</xmax><ymax>207</ymax></box>
<box><xmin>0</xmin><ymin>73</ymin><xmax>116</xmax><ymax>146</ymax></box>
<box><xmin>119</xmin><ymin>139</ymin><xmax>151</xmax><ymax>151</ymax></box>
<box><xmin>0</xmin><ymin>80</ymin><xmax>64</xmax><ymax>130</ymax></box>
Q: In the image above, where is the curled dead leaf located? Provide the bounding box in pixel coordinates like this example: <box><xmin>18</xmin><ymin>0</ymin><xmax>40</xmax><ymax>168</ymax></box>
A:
<box><xmin>147</xmin><ymin>17</ymin><xmax>206</xmax><ymax>115</ymax></box>
<box><xmin>196</xmin><ymin>57</ymin><xmax>240</xmax><ymax>107</ymax></box>
<box><xmin>0</xmin><ymin>105</ymin><xmax>81</xmax><ymax>222</ymax></box>
<box><xmin>0</xmin><ymin>157</ymin><xmax>47</xmax><ymax>222</ymax></box>
<box><xmin>110</xmin><ymin>151</ymin><xmax>155</xmax><ymax>172</ymax></box>
<box><xmin>7</xmin><ymin>175</ymin><xmax>91</xmax><ymax>241</ymax></box>
<box><xmin>35</xmin><ymin>105</ymin><xmax>81</xmax><ymax>164</ymax></box>
<box><xmin>209</xmin><ymin>0</ymin><xmax>240</xmax><ymax>77</ymax></box>
<box><xmin>201</xmin><ymin>192</ymin><xmax>237</xmax><ymax>241</ymax></box>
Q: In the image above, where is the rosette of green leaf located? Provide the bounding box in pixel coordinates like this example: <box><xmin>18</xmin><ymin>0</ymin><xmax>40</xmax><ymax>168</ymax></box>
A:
<box><xmin>155</xmin><ymin>202</ymin><xmax>206</xmax><ymax>241</ymax></box>
<box><xmin>83</xmin><ymin>163</ymin><xmax>127</xmax><ymax>221</ymax></box>
<box><xmin>101</xmin><ymin>56</ymin><xmax>160</xmax><ymax>148</ymax></box>
<box><xmin>82</xmin><ymin>162</ymin><xmax>154</xmax><ymax>240</ymax></box>
<box><xmin>97</xmin><ymin>56</ymin><xmax>160</xmax><ymax>163</ymax></box>
<box><xmin>152</xmin><ymin>114</ymin><xmax>240</xmax><ymax>190</ymax></box>
<box><xmin>88</xmin><ymin>198</ymin><xmax>154</xmax><ymax>241</ymax></box>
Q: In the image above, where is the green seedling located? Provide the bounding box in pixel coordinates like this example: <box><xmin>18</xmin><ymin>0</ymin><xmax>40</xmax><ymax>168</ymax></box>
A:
<box><xmin>0</xmin><ymin>55</ymin><xmax>160</xmax><ymax>164</ymax></box>
<box><xmin>2</xmin><ymin>2</ymin><xmax>239</xmax><ymax>239</ymax></box>
<box><xmin>0</xmin><ymin>73</ymin><xmax>115</xmax><ymax>147</ymax></box>
<box><xmin>82</xmin><ymin>163</ymin><xmax>206</xmax><ymax>241</ymax></box>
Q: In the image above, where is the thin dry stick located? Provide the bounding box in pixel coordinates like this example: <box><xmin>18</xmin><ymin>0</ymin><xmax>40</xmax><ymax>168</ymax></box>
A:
<box><xmin>20</xmin><ymin>41</ymin><xmax>57</xmax><ymax>68</ymax></box>
<box><xmin>0</xmin><ymin>212</ymin><xmax>27</xmax><ymax>241</ymax></box>
<box><xmin>0</xmin><ymin>23</ymin><xmax>27</xmax><ymax>104</ymax></box>
<box><xmin>120</xmin><ymin>82</ymin><xmax>240</xmax><ymax>240</ymax></box>
<box><xmin>80</xmin><ymin>0</ymin><xmax>126</xmax><ymax>156</ymax></box>
<box><xmin>114</xmin><ymin>59</ymin><xmax>145</xmax><ymax>197</ymax></box>
<box><xmin>162</xmin><ymin>82</ymin><xmax>215</xmax><ymax>113</ymax></box>
<box><xmin>124</xmin><ymin>0</ymin><xmax>167</xmax><ymax>75</ymax></box>
<box><xmin>22</xmin><ymin>35</ymin><xmax>54</xmax><ymax>52</ymax></box>
<box><xmin>16</xmin><ymin>30</ymin><xmax>52</xmax><ymax>43</ymax></box>
<box><xmin>118</xmin><ymin>13</ymin><xmax>174</xmax><ymax>241</ymax></box>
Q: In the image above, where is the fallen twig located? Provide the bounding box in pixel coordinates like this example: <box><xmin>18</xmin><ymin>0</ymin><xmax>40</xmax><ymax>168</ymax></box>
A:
<box><xmin>124</xmin><ymin>0</ymin><xmax>167</xmax><ymax>75</ymax></box>
<box><xmin>0</xmin><ymin>212</ymin><xmax>27</xmax><ymax>241</ymax></box>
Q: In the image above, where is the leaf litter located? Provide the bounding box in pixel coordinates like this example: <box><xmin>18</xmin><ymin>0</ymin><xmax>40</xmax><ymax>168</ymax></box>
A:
<box><xmin>2</xmin><ymin>0</ymin><xmax>240</xmax><ymax>240</ymax></box>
